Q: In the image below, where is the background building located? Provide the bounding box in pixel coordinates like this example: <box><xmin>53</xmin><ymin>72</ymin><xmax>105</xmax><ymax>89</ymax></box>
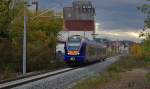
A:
<box><xmin>63</xmin><ymin>0</ymin><xmax>95</xmax><ymax>31</ymax></box>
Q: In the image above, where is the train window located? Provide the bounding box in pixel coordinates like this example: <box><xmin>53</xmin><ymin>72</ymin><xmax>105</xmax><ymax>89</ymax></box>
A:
<box><xmin>68</xmin><ymin>42</ymin><xmax>80</xmax><ymax>46</ymax></box>
<box><xmin>67</xmin><ymin>42</ymin><xmax>81</xmax><ymax>51</ymax></box>
<box><xmin>100</xmin><ymin>48</ymin><xmax>102</xmax><ymax>55</ymax></box>
<box><xmin>68</xmin><ymin>36</ymin><xmax>81</xmax><ymax>42</ymax></box>
<box><xmin>68</xmin><ymin>39</ymin><xmax>81</xmax><ymax>42</ymax></box>
<box><xmin>103</xmin><ymin>48</ymin><xmax>106</xmax><ymax>55</ymax></box>
<box><xmin>89</xmin><ymin>46</ymin><xmax>95</xmax><ymax>56</ymax></box>
<box><xmin>68</xmin><ymin>46</ymin><xmax>80</xmax><ymax>51</ymax></box>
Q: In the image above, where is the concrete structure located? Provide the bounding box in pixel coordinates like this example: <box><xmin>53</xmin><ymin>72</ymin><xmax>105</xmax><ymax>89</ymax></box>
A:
<box><xmin>63</xmin><ymin>0</ymin><xmax>95</xmax><ymax>31</ymax></box>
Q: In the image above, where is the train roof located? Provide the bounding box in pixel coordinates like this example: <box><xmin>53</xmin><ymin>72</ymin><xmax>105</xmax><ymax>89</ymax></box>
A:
<box><xmin>67</xmin><ymin>35</ymin><xmax>106</xmax><ymax>47</ymax></box>
<box><xmin>68</xmin><ymin>35</ymin><xmax>90</xmax><ymax>41</ymax></box>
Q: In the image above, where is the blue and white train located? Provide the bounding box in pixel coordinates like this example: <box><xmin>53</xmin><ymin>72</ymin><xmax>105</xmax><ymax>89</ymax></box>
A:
<box><xmin>64</xmin><ymin>35</ymin><xmax>109</xmax><ymax>66</ymax></box>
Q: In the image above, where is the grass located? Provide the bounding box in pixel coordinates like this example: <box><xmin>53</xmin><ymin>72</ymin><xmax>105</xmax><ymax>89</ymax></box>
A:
<box><xmin>145</xmin><ymin>72</ymin><xmax>150</xmax><ymax>85</ymax></box>
<box><xmin>0</xmin><ymin>60</ymin><xmax>67</xmax><ymax>81</ymax></box>
<box><xmin>72</xmin><ymin>56</ymin><xmax>149</xmax><ymax>89</ymax></box>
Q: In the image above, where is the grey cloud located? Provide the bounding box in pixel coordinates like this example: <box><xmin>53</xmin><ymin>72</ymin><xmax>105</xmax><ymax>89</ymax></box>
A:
<box><xmin>35</xmin><ymin>0</ymin><xmax>146</xmax><ymax>31</ymax></box>
<box><xmin>92</xmin><ymin>0</ymin><xmax>146</xmax><ymax>31</ymax></box>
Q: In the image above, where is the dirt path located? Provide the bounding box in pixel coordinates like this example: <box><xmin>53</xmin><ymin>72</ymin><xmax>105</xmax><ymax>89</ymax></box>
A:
<box><xmin>99</xmin><ymin>69</ymin><xmax>150</xmax><ymax>89</ymax></box>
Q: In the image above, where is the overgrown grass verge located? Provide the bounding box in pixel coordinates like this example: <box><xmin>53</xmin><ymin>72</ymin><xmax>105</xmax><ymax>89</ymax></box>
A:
<box><xmin>73</xmin><ymin>56</ymin><xmax>150</xmax><ymax>89</ymax></box>
<box><xmin>0</xmin><ymin>60</ymin><xmax>67</xmax><ymax>81</ymax></box>
<box><xmin>145</xmin><ymin>72</ymin><xmax>150</xmax><ymax>85</ymax></box>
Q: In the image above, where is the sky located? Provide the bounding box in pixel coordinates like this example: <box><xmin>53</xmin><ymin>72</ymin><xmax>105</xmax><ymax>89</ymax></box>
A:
<box><xmin>29</xmin><ymin>0</ymin><xmax>149</xmax><ymax>42</ymax></box>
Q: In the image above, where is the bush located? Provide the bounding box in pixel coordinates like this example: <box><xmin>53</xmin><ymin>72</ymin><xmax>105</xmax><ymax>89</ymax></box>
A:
<box><xmin>144</xmin><ymin>56</ymin><xmax>150</xmax><ymax>62</ymax></box>
<box><xmin>130</xmin><ymin>44</ymin><xmax>144</xmax><ymax>59</ymax></box>
<box><xmin>0</xmin><ymin>40</ymin><xmax>15</xmax><ymax>72</ymax></box>
<box><xmin>145</xmin><ymin>73</ymin><xmax>150</xmax><ymax>85</ymax></box>
<box><xmin>0</xmin><ymin>39</ymin><xmax>22</xmax><ymax>80</ymax></box>
<box><xmin>27</xmin><ymin>45</ymin><xmax>54</xmax><ymax>72</ymax></box>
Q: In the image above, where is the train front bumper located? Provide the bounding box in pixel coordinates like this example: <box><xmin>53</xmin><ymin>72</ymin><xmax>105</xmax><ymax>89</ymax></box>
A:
<box><xmin>64</xmin><ymin>55</ymin><xmax>85</xmax><ymax>63</ymax></box>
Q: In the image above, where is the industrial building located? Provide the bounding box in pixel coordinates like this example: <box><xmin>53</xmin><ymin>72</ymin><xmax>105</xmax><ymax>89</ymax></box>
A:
<box><xmin>63</xmin><ymin>0</ymin><xmax>95</xmax><ymax>31</ymax></box>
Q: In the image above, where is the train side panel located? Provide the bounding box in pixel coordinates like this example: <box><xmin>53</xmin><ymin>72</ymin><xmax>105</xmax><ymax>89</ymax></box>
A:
<box><xmin>85</xmin><ymin>42</ymin><xmax>107</xmax><ymax>62</ymax></box>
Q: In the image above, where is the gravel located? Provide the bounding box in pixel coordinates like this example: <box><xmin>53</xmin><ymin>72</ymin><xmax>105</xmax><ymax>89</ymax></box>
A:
<box><xmin>12</xmin><ymin>56</ymin><xmax>120</xmax><ymax>89</ymax></box>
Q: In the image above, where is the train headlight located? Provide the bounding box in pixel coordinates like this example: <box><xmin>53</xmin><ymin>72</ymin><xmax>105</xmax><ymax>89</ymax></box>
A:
<box><xmin>68</xmin><ymin>53</ymin><xmax>70</xmax><ymax>55</ymax></box>
<box><xmin>77</xmin><ymin>53</ymin><xmax>80</xmax><ymax>55</ymax></box>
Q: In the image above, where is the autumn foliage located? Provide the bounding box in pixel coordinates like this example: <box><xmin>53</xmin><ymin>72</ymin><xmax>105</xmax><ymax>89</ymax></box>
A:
<box><xmin>0</xmin><ymin>0</ymin><xmax>63</xmax><ymax>80</ymax></box>
<box><xmin>130</xmin><ymin>44</ymin><xmax>144</xmax><ymax>59</ymax></box>
<box><xmin>130</xmin><ymin>38</ymin><xmax>150</xmax><ymax>62</ymax></box>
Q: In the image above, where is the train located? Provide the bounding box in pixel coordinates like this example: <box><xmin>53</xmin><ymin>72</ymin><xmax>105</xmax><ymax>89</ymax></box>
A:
<box><xmin>64</xmin><ymin>35</ymin><xmax>114</xmax><ymax>66</ymax></box>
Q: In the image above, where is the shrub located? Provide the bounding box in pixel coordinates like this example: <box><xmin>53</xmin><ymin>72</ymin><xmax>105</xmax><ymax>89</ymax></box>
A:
<box><xmin>27</xmin><ymin>45</ymin><xmax>53</xmax><ymax>72</ymax></box>
<box><xmin>0</xmin><ymin>39</ymin><xmax>21</xmax><ymax>80</ymax></box>
<box><xmin>144</xmin><ymin>56</ymin><xmax>150</xmax><ymax>62</ymax></box>
<box><xmin>145</xmin><ymin>73</ymin><xmax>150</xmax><ymax>85</ymax></box>
<box><xmin>130</xmin><ymin>44</ymin><xmax>144</xmax><ymax>59</ymax></box>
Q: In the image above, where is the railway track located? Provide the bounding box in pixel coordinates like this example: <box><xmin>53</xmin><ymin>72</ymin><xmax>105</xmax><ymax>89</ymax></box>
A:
<box><xmin>0</xmin><ymin>55</ymin><xmax>122</xmax><ymax>89</ymax></box>
<box><xmin>0</xmin><ymin>68</ymin><xmax>74</xmax><ymax>89</ymax></box>
<box><xmin>0</xmin><ymin>61</ymin><xmax>101</xmax><ymax>89</ymax></box>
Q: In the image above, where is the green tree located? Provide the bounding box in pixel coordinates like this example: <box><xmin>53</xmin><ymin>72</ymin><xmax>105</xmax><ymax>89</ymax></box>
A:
<box><xmin>0</xmin><ymin>0</ymin><xmax>63</xmax><ymax>79</ymax></box>
<box><xmin>0</xmin><ymin>0</ymin><xmax>63</xmax><ymax>74</ymax></box>
<box><xmin>138</xmin><ymin>0</ymin><xmax>150</xmax><ymax>61</ymax></box>
<box><xmin>137</xmin><ymin>0</ymin><xmax>150</xmax><ymax>28</ymax></box>
<box><xmin>10</xmin><ymin>3</ymin><xmax>63</xmax><ymax>71</ymax></box>
<box><xmin>0</xmin><ymin>0</ymin><xmax>13</xmax><ymax>39</ymax></box>
<box><xmin>27</xmin><ymin>13</ymin><xmax>63</xmax><ymax>71</ymax></box>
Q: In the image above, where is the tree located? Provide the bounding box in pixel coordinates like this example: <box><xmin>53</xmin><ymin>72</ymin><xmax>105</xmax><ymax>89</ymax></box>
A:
<box><xmin>137</xmin><ymin>0</ymin><xmax>150</xmax><ymax>28</ymax></box>
<box><xmin>0</xmin><ymin>0</ymin><xmax>63</xmax><ymax>73</ymax></box>
<box><xmin>138</xmin><ymin>0</ymin><xmax>150</xmax><ymax>61</ymax></box>
<box><xmin>0</xmin><ymin>0</ymin><xmax>13</xmax><ymax>39</ymax></box>
<box><xmin>9</xmin><ymin>3</ymin><xmax>63</xmax><ymax>71</ymax></box>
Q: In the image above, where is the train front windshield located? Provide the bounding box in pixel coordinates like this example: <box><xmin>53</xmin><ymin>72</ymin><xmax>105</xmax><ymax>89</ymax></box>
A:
<box><xmin>67</xmin><ymin>42</ymin><xmax>80</xmax><ymax>51</ymax></box>
<box><xmin>67</xmin><ymin>36</ymin><xmax>81</xmax><ymax>51</ymax></box>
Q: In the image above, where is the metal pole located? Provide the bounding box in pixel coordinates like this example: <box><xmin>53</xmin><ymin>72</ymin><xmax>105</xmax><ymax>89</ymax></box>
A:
<box><xmin>68</xmin><ymin>31</ymin><xmax>69</xmax><ymax>38</ymax></box>
<box><xmin>23</xmin><ymin>3</ymin><xmax>27</xmax><ymax>74</ymax></box>
<box><xmin>32</xmin><ymin>0</ymin><xmax>38</xmax><ymax>15</ymax></box>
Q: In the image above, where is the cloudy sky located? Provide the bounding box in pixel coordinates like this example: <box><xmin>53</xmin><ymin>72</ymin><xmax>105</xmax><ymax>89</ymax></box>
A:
<box><xmin>30</xmin><ymin>0</ymin><xmax>149</xmax><ymax>42</ymax></box>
